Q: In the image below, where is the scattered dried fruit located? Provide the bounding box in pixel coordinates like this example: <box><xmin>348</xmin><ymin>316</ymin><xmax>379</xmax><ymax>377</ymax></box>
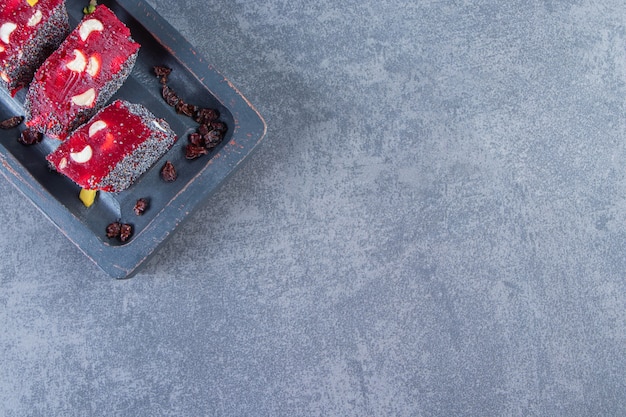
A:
<box><xmin>106</xmin><ymin>221</ymin><xmax>133</xmax><ymax>243</ymax></box>
<box><xmin>188</xmin><ymin>132</ymin><xmax>203</xmax><ymax>146</ymax></box>
<box><xmin>156</xmin><ymin>65</ymin><xmax>228</xmax><ymax>162</ymax></box>
<box><xmin>161</xmin><ymin>160</ymin><xmax>177</xmax><ymax>182</ymax></box>
<box><xmin>134</xmin><ymin>198</ymin><xmax>149</xmax><ymax>215</ymax></box>
<box><xmin>0</xmin><ymin>116</ymin><xmax>24</xmax><ymax>129</ymax></box>
<box><xmin>153</xmin><ymin>65</ymin><xmax>171</xmax><ymax>84</ymax></box>
<box><xmin>204</xmin><ymin>130</ymin><xmax>223</xmax><ymax>149</ymax></box>
<box><xmin>18</xmin><ymin>128</ymin><xmax>43</xmax><ymax>145</ymax></box>
<box><xmin>106</xmin><ymin>221</ymin><xmax>122</xmax><ymax>238</ymax></box>
<box><xmin>176</xmin><ymin>101</ymin><xmax>196</xmax><ymax>117</ymax></box>
<box><xmin>185</xmin><ymin>144</ymin><xmax>209</xmax><ymax>160</ymax></box>
<box><xmin>197</xmin><ymin>123</ymin><xmax>209</xmax><ymax>136</ymax></box>
<box><xmin>119</xmin><ymin>223</ymin><xmax>133</xmax><ymax>242</ymax></box>
<box><xmin>210</xmin><ymin>121</ymin><xmax>227</xmax><ymax>133</ymax></box>
<box><xmin>161</xmin><ymin>85</ymin><xmax>180</xmax><ymax>107</ymax></box>
<box><xmin>194</xmin><ymin>108</ymin><xmax>219</xmax><ymax>124</ymax></box>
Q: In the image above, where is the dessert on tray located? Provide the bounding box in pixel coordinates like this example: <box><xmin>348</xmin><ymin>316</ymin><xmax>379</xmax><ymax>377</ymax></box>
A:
<box><xmin>46</xmin><ymin>99</ymin><xmax>177</xmax><ymax>192</ymax></box>
<box><xmin>0</xmin><ymin>0</ymin><xmax>70</xmax><ymax>96</ymax></box>
<box><xmin>24</xmin><ymin>4</ymin><xmax>139</xmax><ymax>139</ymax></box>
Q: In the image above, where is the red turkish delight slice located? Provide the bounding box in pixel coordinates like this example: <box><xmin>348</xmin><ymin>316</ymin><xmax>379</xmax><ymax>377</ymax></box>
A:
<box><xmin>46</xmin><ymin>100</ymin><xmax>177</xmax><ymax>192</ymax></box>
<box><xmin>0</xmin><ymin>0</ymin><xmax>69</xmax><ymax>96</ymax></box>
<box><xmin>25</xmin><ymin>5</ymin><xmax>140</xmax><ymax>139</ymax></box>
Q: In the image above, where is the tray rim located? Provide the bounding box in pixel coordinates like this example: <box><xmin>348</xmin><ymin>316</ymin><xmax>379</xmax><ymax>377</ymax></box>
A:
<box><xmin>0</xmin><ymin>0</ymin><xmax>267</xmax><ymax>278</ymax></box>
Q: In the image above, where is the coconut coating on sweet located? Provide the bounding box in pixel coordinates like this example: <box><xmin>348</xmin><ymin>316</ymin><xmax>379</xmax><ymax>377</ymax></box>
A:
<box><xmin>0</xmin><ymin>1</ymin><xmax>69</xmax><ymax>95</ymax></box>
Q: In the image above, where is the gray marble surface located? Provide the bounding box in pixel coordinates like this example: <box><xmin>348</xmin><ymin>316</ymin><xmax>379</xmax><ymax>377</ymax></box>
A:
<box><xmin>2</xmin><ymin>0</ymin><xmax>626</xmax><ymax>415</ymax></box>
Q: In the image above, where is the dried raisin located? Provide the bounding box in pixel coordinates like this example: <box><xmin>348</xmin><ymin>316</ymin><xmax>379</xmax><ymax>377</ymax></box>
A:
<box><xmin>134</xmin><ymin>198</ymin><xmax>149</xmax><ymax>215</ymax></box>
<box><xmin>106</xmin><ymin>222</ymin><xmax>122</xmax><ymax>239</ymax></box>
<box><xmin>18</xmin><ymin>128</ymin><xmax>43</xmax><ymax>145</ymax></box>
<box><xmin>153</xmin><ymin>65</ymin><xmax>172</xmax><ymax>84</ymax></box>
<box><xmin>119</xmin><ymin>224</ymin><xmax>133</xmax><ymax>242</ymax></box>
<box><xmin>185</xmin><ymin>144</ymin><xmax>209</xmax><ymax>160</ymax></box>
<box><xmin>0</xmin><ymin>116</ymin><xmax>23</xmax><ymax>129</ymax></box>
<box><xmin>162</xmin><ymin>85</ymin><xmax>180</xmax><ymax>107</ymax></box>
<box><xmin>161</xmin><ymin>160</ymin><xmax>177</xmax><ymax>182</ymax></box>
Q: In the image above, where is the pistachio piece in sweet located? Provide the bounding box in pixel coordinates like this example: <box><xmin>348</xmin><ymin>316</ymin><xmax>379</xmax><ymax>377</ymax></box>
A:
<box><xmin>83</xmin><ymin>0</ymin><xmax>97</xmax><ymax>15</ymax></box>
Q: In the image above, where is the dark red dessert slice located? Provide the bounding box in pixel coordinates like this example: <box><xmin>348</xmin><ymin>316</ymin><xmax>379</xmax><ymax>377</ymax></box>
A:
<box><xmin>24</xmin><ymin>5</ymin><xmax>139</xmax><ymax>139</ymax></box>
<box><xmin>46</xmin><ymin>100</ymin><xmax>177</xmax><ymax>192</ymax></box>
<box><xmin>0</xmin><ymin>0</ymin><xmax>69</xmax><ymax>96</ymax></box>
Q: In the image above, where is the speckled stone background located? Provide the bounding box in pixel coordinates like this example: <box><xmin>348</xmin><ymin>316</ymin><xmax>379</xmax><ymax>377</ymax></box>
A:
<box><xmin>2</xmin><ymin>0</ymin><xmax>626</xmax><ymax>415</ymax></box>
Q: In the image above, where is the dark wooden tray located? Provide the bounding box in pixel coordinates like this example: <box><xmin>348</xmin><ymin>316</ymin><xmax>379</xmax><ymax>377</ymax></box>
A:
<box><xmin>0</xmin><ymin>0</ymin><xmax>266</xmax><ymax>278</ymax></box>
